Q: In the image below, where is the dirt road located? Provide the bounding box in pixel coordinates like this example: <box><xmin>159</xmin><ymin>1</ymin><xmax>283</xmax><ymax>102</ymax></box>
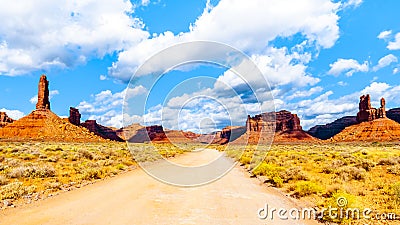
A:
<box><xmin>0</xmin><ymin>149</ymin><xmax>319</xmax><ymax>225</ymax></box>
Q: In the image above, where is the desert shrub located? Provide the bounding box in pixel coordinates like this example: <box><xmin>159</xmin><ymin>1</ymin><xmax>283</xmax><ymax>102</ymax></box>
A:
<box><xmin>4</xmin><ymin>158</ymin><xmax>21</xmax><ymax>167</ymax></box>
<box><xmin>272</xmin><ymin>176</ymin><xmax>283</xmax><ymax>188</ymax></box>
<box><xmin>0</xmin><ymin>182</ymin><xmax>36</xmax><ymax>200</ymax></box>
<box><xmin>79</xmin><ymin>149</ymin><xmax>94</xmax><ymax>160</ymax></box>
<box><xmin>81</xmin><ymin>168</ymin><xmax>103</xmax><ymax>180</ymax></box>
<box><xmin>239</xmin><ymin>155</ymin><xmax>252</xmax><ymax>165</ymax></box>
<box><xmin>324</xmin><ymin>184</ymin><xmax>342</xmax><ymax>198</ymax></box>
<box><xmin>280</xmin><ymin>166</ymin><xmax>308</xmax><ymax>182</ymax></box>
<box><xmin>293</xmin><ymin>181</ymin><xmax>323</xmax><ymax>197</ymax></box>
<box><xmin>377</xmin><ymin>157</ymin><xmax>399</xmax><ymax>166</ymax></box>
<box><xmin>252</xmin><ymin>162</ymin><xmax>283</xmax><ymax>178</ymax></box>
<box><xmin>0</xmin><ymin>175</ymin><xmax>8</xmax><ymax>186</ymax></box>
<box><xmin>321</xmin><ymin>165</ymin><xmax>334</xmax><ymax>174</ymax></box>
<box><xmin>115</xmin><ymin>163</ymin><xmax>126</xmax><ymax>170</ymax></box>
<box><xmin>391</xmin><ymin>182</ymin><xmax>400</xmax><ymax>204</ymax></box>
<box><xmin>332</xmin><ymin>159</ymin><xmax>345</xmax><ymax>167</ymax></box>
<box><xmin>388</xmin><ymin>165</ymin><xmax>400</xmax><ymax>175</ymax></box>
<box><xmin>44</xmin><ymin>181</ymin><xmax>62</xmax><ymax>191</ymax></box>
<box><xmin>355</xmin><ymin>160</ymin><xmax>375</xmax><ymax>171</ymax></box>
<box><xmin>8</xmin><ymin>165</ymin><xmax>56</xmax><ymax>178</ymax></box>
<box><xmin>335</xmin><ymin>166</ymin><xmax>366</xmax><ymax>181</ymax></box>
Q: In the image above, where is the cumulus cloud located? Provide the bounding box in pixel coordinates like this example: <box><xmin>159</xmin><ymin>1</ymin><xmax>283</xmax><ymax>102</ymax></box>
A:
<box><xmin>109</xmin><ymin>0</ymin><xmax>341</xmax><ymax>81</ymax></box>
<box><xmin>76</xmin><ymin>86</ymin><xmax>147</xmax><ymax>127</ymax></box>
<box><xmin>29</xmin><ymin>90</ymin><xmax>60</xmax><ymax>104</ymax></box>
<box><xmin>328</xmin><ymin>58</ymin><xmax>369</xmax><ymax>76</ymax></box>
<box><xmin>372</xmin><ymin>54</ymin><xmax>398</xmax><ymax>71</ymax></box>
<box><xmin>0</xmin><ymin>0</ymin><xmax>149</xmax><ymax>76</ymax></box>
<box><xmin>378</xmin><ymin>30</ymin><xmax>392</xmax><ymax>40</ymax></box>
<box><xmin>286</xmin><ymin>86</ymin><xmax>323</xmax><ymax>100</ymax></box>
<box><xmin>0</xmin><ymin>108</ymin><xmax>25</xmax><ymax>120</ymax></box>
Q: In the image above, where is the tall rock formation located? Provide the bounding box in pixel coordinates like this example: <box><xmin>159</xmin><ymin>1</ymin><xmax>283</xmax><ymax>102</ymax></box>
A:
<box><xmin>246</xmin><ymin>110</ymin><xmax>302</xmax><ymax>133</ymax></box>
<box><xmin>356</xmin><ymin>94</ymin><xmax>386</xmax><ymax>123</ymax></box>
<box><xmin>68</xmin><ymin>107</ymin><xmax>81</xmax><ymax>126</ymax></box>
<box><xmin>36</xmin><ymin>75</ymin><xmax>51</xmax><ymax>110</ymax></box>
<box><xmin>235</xmin><ymin>110</ymin><xmax>315</xmax><ymax>144</ymax></box>
<box><xmin>0</xmin><ymin>112</ymin><xmax>14</xmax><ymax>128</ymax></box>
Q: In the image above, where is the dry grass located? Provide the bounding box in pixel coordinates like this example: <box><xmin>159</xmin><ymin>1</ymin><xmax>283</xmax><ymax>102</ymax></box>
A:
<box><xmin>223</xmin><ymin>143</ymin><xmax>400</xmax><ymax>224</ymax></box>
<box><xmin>0</xmin><ymin>141</ymin><xmax>187</xmax><ymax>206</ymax></box>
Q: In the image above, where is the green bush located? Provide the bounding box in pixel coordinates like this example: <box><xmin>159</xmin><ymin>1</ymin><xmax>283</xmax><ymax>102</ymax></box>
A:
<box><xmin>252</xmin><ymin>162</ymin><xmax>283</xmax><ymax>178</ymax></box>
<box><xmin>293</xmin><ymin>181</ymin><xmax>323</xmax><ymax>197</ymax></box>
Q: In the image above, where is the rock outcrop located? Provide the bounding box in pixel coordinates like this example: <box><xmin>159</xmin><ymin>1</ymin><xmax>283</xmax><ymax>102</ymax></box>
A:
<box><xmin>0</xmin><ymin>112</ymin><xmax>14</xmax><ymax>128</ymax></box>
<box><xmin>232</xmin><ymin>110</ymin><xmax>316</xmax><ymax>144</ymax></box>
<box><xmin>0</xmin><ymin>74</ymin><xmax>109</xmax><ymax>142</ymax></box>
<box><xmin>387</xmin><ymin>108</ymin><xmax>400</xmax><ymax>124</ymax></box>
<box><xmin>356</xmin><ymin>94</ymin><xmax>386</xmax><ymax>123</ymax></box>
<box><xmin>246</xmin><ymin>110</ymin><xmax>302</xmax><ymax>133</ymax></box>
<box><xmin>68</xmin><ymin>107</ymin><xmax>81</xmax><ymax>126</ymax></box>
<box><xmin>331</xmin><ymin>118</ymin><xmax>400</xmax><ymax>142</ymax></box>
<box><xmin>81</xmin><ymin>120</ymin><xmax>123</xmax><ymax>142</ymax></box>
<box><xmin>307</xmin><ymin>116</ymin><xmax>358</xmax><ymax>140</ymax></box>
<box><xmin>36</xmin><ymin>75</ymin><xmax>51</xmax><ymax>110</ymax></box>
<box><xmin>0</xmin><ymin>110</ymin><xmax>106</xmax><ymax>142</ymax></box>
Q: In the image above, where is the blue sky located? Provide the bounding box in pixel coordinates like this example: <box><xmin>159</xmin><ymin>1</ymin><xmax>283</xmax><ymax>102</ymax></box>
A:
<box><xmin>0</xmin><ymin>0</ymin><xmax>400</xmax><ymax>133</ymax></box>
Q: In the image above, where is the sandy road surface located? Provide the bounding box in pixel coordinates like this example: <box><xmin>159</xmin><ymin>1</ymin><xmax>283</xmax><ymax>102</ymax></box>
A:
<box><xmin>0</xmin><ymin>149</ymin><xmax>319</xmax><ymax>225</ymax></box>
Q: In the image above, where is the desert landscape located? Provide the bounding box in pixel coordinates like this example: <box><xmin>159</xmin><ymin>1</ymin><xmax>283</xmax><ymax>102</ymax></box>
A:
<box><xmin>1</xmin><ymin>1</ymin><xmax>400</xmax><ymax>225</ymax></box>
<box><xmin>0</xmin><ymin>74</ymin><xmax>399</xmax><ymax>224</ymax></box>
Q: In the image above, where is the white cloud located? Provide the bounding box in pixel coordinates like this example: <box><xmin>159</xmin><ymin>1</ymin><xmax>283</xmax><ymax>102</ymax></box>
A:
<box><xmin>29</xmin><ymin>90</ymin><xmax>60</xmax><ymax>104</ymax></box>
<box><xmin>337</xmin><ymin>81</ymin><xmax>348</xmax><ymax>86</ymax></box>
<box><xmin>141</xmin><ymin>0</ymin><xmax>150</xmax><ymax>6</ymax></box>
<box><xmin>393</xmin><ymin>68</ymin><xmax>399</xmax><ymax>74</ymax></box>
<box><xmin>342</xmin><ymin>0</ymin><xmax>363</xmax><ymax>8</ymax></box>
<box><xmin>286</xmin><ymin>86</ymin><xmax>323</xmax><ymax>100</ymax></box>
<box><xmin>109</xmin><ymin>0</ymin><xmax>341</xmax><ymax>80</ymax></box>
<box><xmin>388</xmin><ymin>33</ymin><xmax>400</xmax><ymax>50</ymax></box>
<box><xmin>76</xmin><ymin>86</ymin><xmax>147</xmax><ymax>128</ymax></box>
<box><xmin>0</xmin><ymin>108</ymin><xmax>25</xmax><ymax>120</ymax></box>
<box><xmin>378</xmin><ymin>30</ymin><xmax>392</xmax><ymax>40</ymax></box>
<box><xmin>328</xmin><ymin>58</ymin><xmax>369</xmax><ymax>76</ymax></box>
<box><xmin>360</xmin><ymin>82</ymin><xmax>390</xmax><ymax>96</ymax></box>
<box><xmin>99</xmin><ymin>75</ymin><xmax>107</xmax><ymax>80</ymax></box>
<box><xmin>373</xmin><ymin>54</ymin><xmax>398</xmax><ymax>71</ymax></box>
<box><xmin>0</xmin><ymin>0</ymin><xmax>149</xmax><ymax>76</ymax></box>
